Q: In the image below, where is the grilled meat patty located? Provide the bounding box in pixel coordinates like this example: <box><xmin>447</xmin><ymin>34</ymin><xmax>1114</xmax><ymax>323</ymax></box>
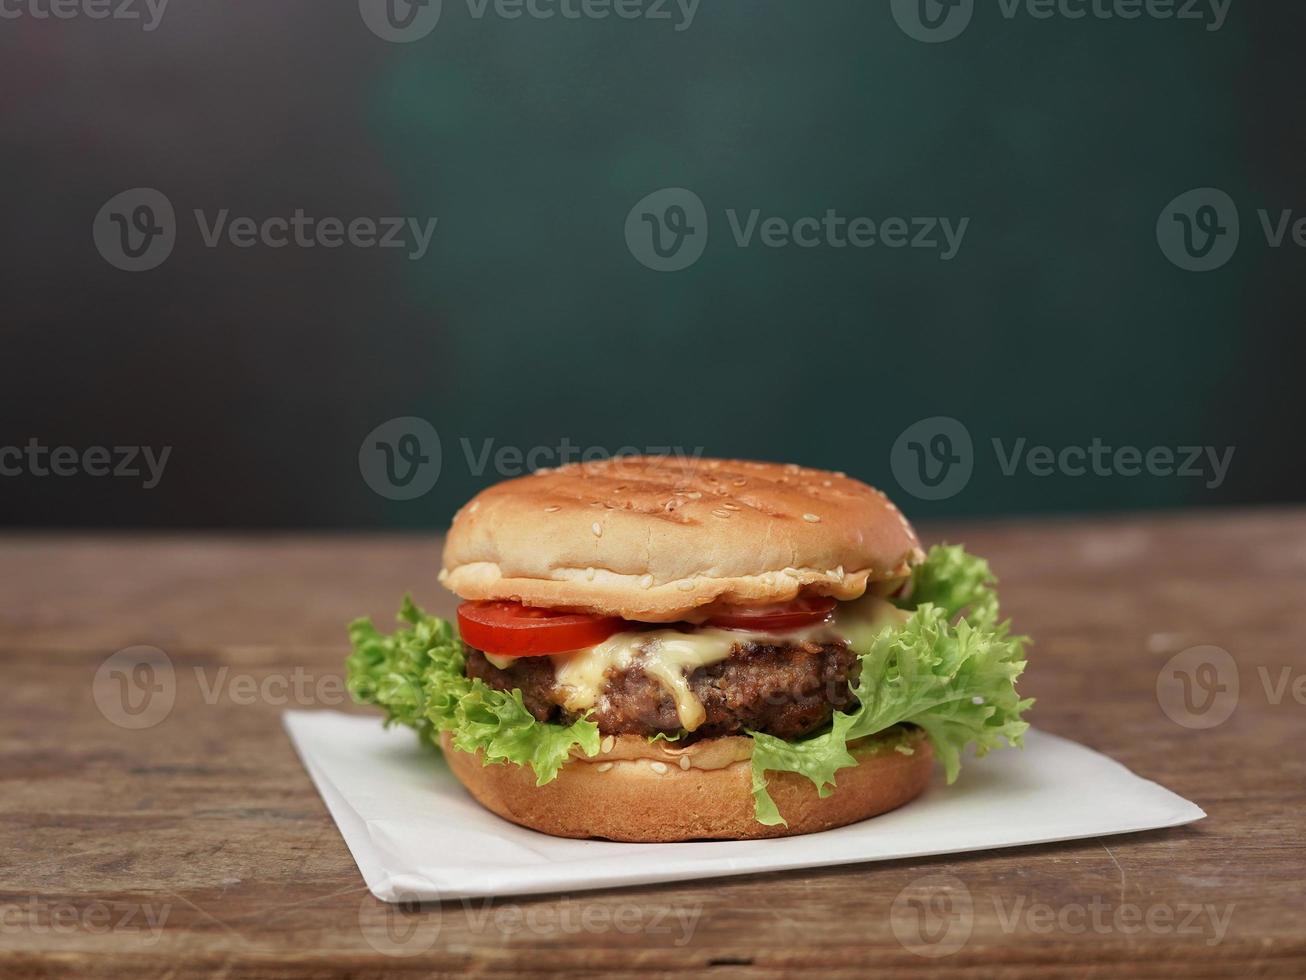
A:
<box><xmin>463</xmin><ymin>638</ymin><xmax>860</xmax><ymax>740</ymax></box>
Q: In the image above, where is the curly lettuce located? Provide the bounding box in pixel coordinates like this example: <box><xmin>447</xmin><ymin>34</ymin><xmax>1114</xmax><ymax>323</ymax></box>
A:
<box><xmin>749</xmin><ymin>545</ymin><xmax>1032</xmax><ymax>825</ymax></box>
<box><xmin>345</xmin><ymin>545</ymin><xmax>1031</xmax><ymax>824</ymax></box>
<box><xmin>346</xmin><ymin>597</ymin><xmax>599</xmax><ymax>784</ymax></box>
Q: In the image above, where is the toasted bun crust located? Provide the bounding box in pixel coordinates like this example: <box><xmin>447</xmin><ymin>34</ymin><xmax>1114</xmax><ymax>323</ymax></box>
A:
<box><xmin>440</xmin><ymin>456</ymin><xmax>923</xmax><ymax>622</ymax></box>
<box><xmin>440</xmin><ymin>730</ymin><xmax>933</xmax><ymax>842</ymax></box>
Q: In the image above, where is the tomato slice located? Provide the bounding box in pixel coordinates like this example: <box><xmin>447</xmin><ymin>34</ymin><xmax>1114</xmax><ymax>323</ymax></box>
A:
<box><xmin>706</xmin><ymin>595</ymin><xmax>838</xmax><ymax>633</ymax></box>
<box><xmin>456</xmin><ymin>601</ymin><xmax>625</xmax><ymax>656</ymax></box>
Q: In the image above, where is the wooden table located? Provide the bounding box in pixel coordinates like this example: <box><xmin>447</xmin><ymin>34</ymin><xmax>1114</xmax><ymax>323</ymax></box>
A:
<box><xmin>3</xmin><ymin>511</ymin><xmax>1304</xmax><ymax>978</ymax></box>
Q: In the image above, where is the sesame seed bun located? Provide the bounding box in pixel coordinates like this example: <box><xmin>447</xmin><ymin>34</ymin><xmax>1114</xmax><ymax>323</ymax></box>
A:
<box><xmin>440</xmin><ymin>729</ymin><xmax>933</xmax><ymax>842</ymax></box>
<box><xmin>439</xmin><ymin>456</ymin><xmax>923</xmax><ymax>622</ymax></box>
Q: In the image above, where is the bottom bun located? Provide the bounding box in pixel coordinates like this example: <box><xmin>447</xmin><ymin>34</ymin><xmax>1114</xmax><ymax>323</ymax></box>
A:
<box><xmin>439</xmin><ymin>729</ymin><xmax>934</xmax><ymax>842</ymax></box>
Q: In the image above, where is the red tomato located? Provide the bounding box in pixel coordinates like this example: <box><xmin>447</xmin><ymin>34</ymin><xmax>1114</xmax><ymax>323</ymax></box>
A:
<box><xmin>456</xmin><ymin>601</ymin><xmax>625</xmax><ymax>656</ymax></box>
<box><xmin>706</xmin><ymin>595</ymin><xmax>838</xmax><ymax>633</ymax></box>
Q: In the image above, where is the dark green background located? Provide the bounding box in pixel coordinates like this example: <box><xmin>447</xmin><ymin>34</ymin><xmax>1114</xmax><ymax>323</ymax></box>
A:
<box><xmin>2</xmin><ymin>1</ymin><xmax>1301</xmax><ymax>527</ymax></box>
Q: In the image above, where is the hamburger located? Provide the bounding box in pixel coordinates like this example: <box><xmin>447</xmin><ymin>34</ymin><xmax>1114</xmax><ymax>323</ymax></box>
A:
<box><xmin>346</xmin><ymin>456</ymin><xmax>1031</xmax><ymax>842</ymax></box>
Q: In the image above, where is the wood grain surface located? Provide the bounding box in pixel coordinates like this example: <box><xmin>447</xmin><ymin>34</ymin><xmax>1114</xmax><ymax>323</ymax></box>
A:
<box><xmin>2</xmin><ymin>510</ymin><xmax>1304</xmax><ymax>978</ymax></box>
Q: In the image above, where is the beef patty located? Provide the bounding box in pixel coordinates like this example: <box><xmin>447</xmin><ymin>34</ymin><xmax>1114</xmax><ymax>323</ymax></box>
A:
<box><xmin>463</xmin><ymin>638</ymin><xmax>860</xmax><ymax>740</ymax></box>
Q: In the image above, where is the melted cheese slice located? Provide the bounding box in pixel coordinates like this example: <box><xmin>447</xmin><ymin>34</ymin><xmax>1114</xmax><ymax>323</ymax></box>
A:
<box><xmin>551</xmin><ymin>595</ymin><xmax>906</xmax><ymax>732</ymax></box>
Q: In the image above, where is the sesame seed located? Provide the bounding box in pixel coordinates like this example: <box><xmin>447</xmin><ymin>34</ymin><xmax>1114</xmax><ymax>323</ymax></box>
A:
<box><xmin>732</xmin><ymin>478</ymin><xmax>747</xmax><ymax>486</ymax></box>
<box><xmin>596</xmin><ymin>762</ymin><xmax>614</xmax><ymax>773</ymax></box>
<box><xmin>649</xmin><ymin>762</ymin><xmax>669</xmax><ymax>775</ymax></box>
<box><xmin>677</xmin><ymin>580</ymin><xmax>695</xmax><ymax>592</ymax></box>
<box><xmin>678</xmin><ymin>756</ymin><xmax>691</xmax><ymax>770</ymax></box>
<box><xmin>591</xmin><ymin>522</ymin><xmax>602</xmax><ymax>537</ymax></box>
<box><xmin>601</xmin><ymin>735</ymin><xmax>615</xmax><ymax>753</ymax></box>
<box><xmin>722</xmin><ymin>502</ymin><xmax>740</xmax><ymax>511</ymax></box>
<box><xmin>711</xmin><ymin>509</ymin><xmax>731</xmax><ymax>519</ymax></box>
<box><xmin>822</xmin><ymin>480</ymin><xmax>832</xmax><ymax>487</ymax></box>
<box><xmin>783</xmin><ymin>568</ymin><xmax>800</xmax><ymax>579</ymax></box>
<box><xmin>468</xmin><ymin>501</ymin><xmax>479</xmax><ymax>512</ymax></box>
<box><xmin>639</xmin><ymin>574</ymin><xmax>654</xmax><ymax>589</ymax></box>
<box><xmin>684</xmin><ymin>491</ymin><xmax>702</xmax><ymax>500</ymax></box>
<box><xmin>544</xmin><ymin>505</ymin><xmax>560</xmax><ymax>513</ymax></box>
<box><xmin>803</xmin><ymin>513</ymin><xmax>821</xmax><ymax>523</ymax></box>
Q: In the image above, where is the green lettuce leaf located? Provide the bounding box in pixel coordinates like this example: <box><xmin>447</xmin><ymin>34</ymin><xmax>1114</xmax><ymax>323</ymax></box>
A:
<box><xmin>346</xmin><ymin>596</ymin><xmax>599</xmax><ymax>784</ymax></box>
<box><xmin>346</xmin><ymin>544</ymin><xmax>1030</xmax><ymax>825</ymax></box>
<box><xmin>749</xmin><ymin>545</ymin><xmax>1032</xmax><ymax>826</ymax></box>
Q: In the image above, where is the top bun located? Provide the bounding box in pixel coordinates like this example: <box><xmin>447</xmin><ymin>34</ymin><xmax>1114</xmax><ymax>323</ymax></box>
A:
<box><xmin>439</xmin><ymin>456</ymin><xmax>923</xmax><ymax>622</ymax></box>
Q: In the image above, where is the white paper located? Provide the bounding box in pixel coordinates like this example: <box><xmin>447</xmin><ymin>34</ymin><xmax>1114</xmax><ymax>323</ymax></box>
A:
<box><xmin>283</xmin><ymin>710</ymin><xmax>1205</xmax><ymax>902</ymax></box>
